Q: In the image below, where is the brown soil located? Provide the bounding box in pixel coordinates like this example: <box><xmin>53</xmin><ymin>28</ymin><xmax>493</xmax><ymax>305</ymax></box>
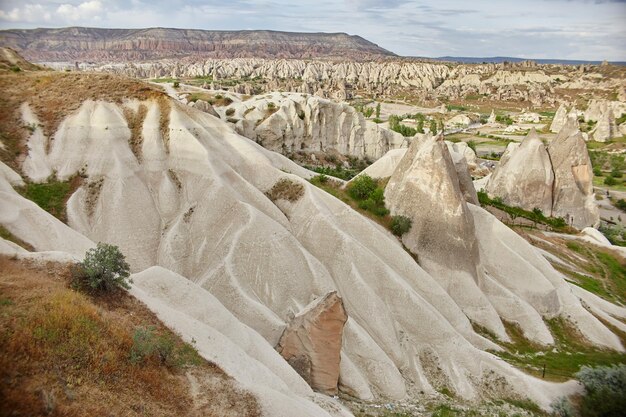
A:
<box><xmin>0</xmin><ymin>256</ymin><xmax>260</xmax><ymax>417</ymax></box>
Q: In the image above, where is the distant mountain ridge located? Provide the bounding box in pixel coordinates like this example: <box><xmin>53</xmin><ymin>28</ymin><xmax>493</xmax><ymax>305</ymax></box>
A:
<box><xmin>0</xmin><ymin>26</ymin><xmax>396</xmax><ymax>62</ymax></box>
<box><xmin>436</xmin><ymin>56</ymin><xmax>626</xmax><ymax>66</ymax></box>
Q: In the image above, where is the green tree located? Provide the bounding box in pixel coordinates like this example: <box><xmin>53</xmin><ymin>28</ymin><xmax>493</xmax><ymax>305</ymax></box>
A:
<box><xmin>348</xmin><ymin>174</ymin><xmax>377</xmax><ymax>200</ymax></box>
<box><xmin>391</xmin><ymin>215</ymin><xmax>412</xmax><ymax>236</ymax></box>
<box><xmin>72</xmin><ymin>243</ymin><xmax>131</xmax><ymax>294</ymax></box>
<box><xmin>604</xmin><ymin>176</ymin><xmax>618</xmax><ymax>186</ymax></box>
<box><xmin>375</xmin><ymin>103</ymin><xmax>381</xmax><ymax>119</ymax></box>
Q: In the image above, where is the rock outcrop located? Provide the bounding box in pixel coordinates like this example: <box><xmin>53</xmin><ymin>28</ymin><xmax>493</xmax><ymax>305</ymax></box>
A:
<box><xmin>45</xmin><ymin>55</ymin><xmax>624</xmax><ymax>107</ymax></box>
<box><xmin>550</xmin><ymin>104</ymin><xmax>568</xmax><ymax>133</ymax></box>
<box><xmin>190</xmin><ymin>99</ymin><xmax>219</xmax><ymax>118</ymax></box>
<box><xmin>485</xmin><ymin>129</ymin><xmax>554</xmax><ymax>214</ymax></box>
<box><xmin>277</xmin><ymin>292</ymin><xmax>348</xmax><ymax>395</ymax></box>
<box><xmin>592</xmin><ymin>108</ymin><xmax>618</xmax><ymax>142</ymax></box>
<box><xmin>485</xmin><ymin>123</ymin><xmax>598</xmax><ymax>229</ymax></box>
<box><xmin>384</xmin><ymin>134</ymin><xmax>506</xmax><ymax>338</ymax></box>
<box><xmin>548</xmin><ymin>119</ymin><xmax>599</xmax><ymax>228</ymax></box>
<box><xmin>222</xmin><ymin>92</ymin><xmax>407</xmax><ymax>160</ymax></box>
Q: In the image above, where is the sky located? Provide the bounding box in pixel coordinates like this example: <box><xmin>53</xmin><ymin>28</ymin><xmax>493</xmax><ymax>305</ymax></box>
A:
<box><xmin>0</xmin><ymin>0</ymin><xmax>625</xmax><ymax>60</ymax></box>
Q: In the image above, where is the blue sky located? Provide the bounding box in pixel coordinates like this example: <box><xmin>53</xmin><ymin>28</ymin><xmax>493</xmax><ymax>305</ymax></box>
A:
<box><xmin>1</xmin><ymin>0</ymin><xmax>625</xmax><ymax>60</ymax></box>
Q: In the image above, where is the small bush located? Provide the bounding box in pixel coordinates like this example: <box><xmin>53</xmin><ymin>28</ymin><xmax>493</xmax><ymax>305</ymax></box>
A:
<box><xmin>348</xmin><ymin>174</ymin><xmax>377</xmax><ymax>200</ymax></box>
<box><xmin>316</xmin><ymin>173</ymin><xmax>328</xmax><ymax>183</ymax></box>
<box><xmin>173</xmin><ymin>81</ymin><xmax>180</xmax><ymax>88</ymax></box>
<box><xmin>615</xmin><ymin>199</ymin><xmax>626</xmax><ymax>212</ymax></box>
<box><xmin>298</xmin><ymin>110</ymin><xmax>305</xmax><ymax>120</ymax></box>
<box><xmin>604</xmin><ymin>176</ymin><xmax>618</xmax><ymax>186</ymax></box>
<box><xmin>577</xmin><ymin>364</ymin><xmax>626</xmax><ymax>417</ymax></box>
<box><xmin>551</xmin><ymin>397</ymin><xmax>576</xmax><ymax>417</ymax></box>
<box><xmin>593</xmin><ymin>167</ymin><xmax>602</xmax><ymax>176</ymax></box>
<box><xmin>10</xmin><ymin>65</ymin><xmax>21</xmax><ymax>72</ymax></box>
<box><xmin>72</xmin><ymin>243</ymin><xmax>131</xmax><ymax>294</ymax></box>
<box><xmin>610</xmin><ymin>168</ymin><xmax>623</xmax><ymax>178</ymax></box>
<box><xmin>391</xmin><ymin>215</ymin><xmax>412</xmax><ymax>236</ymax></box>
<box><xmin>129</xmin><ymin>326</ymin><xmax>201</xmax><ymax>369</ymax></box>
<box><xmin>225</xmin><ymin>108</ymin><xmax>235</xmax><ymax>116</ymax></box>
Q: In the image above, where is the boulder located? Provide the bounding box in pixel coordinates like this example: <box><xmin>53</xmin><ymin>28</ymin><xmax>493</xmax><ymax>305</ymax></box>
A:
<box><xmin>276</xmin><ymin>292</ymin><xmax>348</xmax><ymax>395</ymax></box>
<box><xmin>445</xmin><ymin>114</ymin><xmax>471</xmax><ymax>128</ymax></box>
<box><xmin>192</xmin><ymin>99</ymin><xmax>220</xmax><ymax>118</ymax></box>
<box><xmin>517</xmin><ymin>112</ymin><xmax>540</xmax><ymax>123</ymax></box>
<box><xmin>485</xmin><ymin>129</ymin><xmax>554</xmax><ymax>214</ymax></box>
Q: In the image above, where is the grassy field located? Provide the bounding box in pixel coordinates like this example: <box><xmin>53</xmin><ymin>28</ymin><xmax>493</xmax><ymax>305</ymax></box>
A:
<box><xmin>593</xmin><ymin>176</ymin><xmax>626</xmax><ymax>192</ymax></box>
<box><xmin>477</xmin><ymin>319</ymin><xmax>626</xmax><ymax>382</ymax></box>
<box><xmin>17</xmin><ymin>176</ymin><xmax>82</xmax><ymax>223</ymax></box>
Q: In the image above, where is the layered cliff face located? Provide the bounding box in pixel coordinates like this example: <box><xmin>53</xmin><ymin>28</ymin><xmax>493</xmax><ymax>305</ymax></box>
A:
<box><xmin>485</xmin><ymin>124</ymin><xmax>598</xmax><ymax>229</ymax></box>
<box><xmin>221</xmin><ymin>92</ymin><xmax>407</xmax><ymax>160</ymax></box>
<box><xmin>2</xmin><ymin>67</ymin><xmax>626</xmax><ymax>414</ymax></box>
<box><xmin>0</xmin><ymin>27</ymin><xmax>395</xmax><ymax>61</ymax></box>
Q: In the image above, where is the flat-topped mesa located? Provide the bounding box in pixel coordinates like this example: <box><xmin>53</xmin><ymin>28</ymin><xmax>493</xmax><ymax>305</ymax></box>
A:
<box><xmin>276</xmin><ymin>291</ymin><xmax>348</xmax><ymax>395</ymax></box>
<box><xmin>485</xmin><ymin>128</ymin><xmax>554</xmax><ymax>214</ymax></box>
<box><xmin>548</xmin><ymin>118</ymin><xmax>599</xmax><ymax>228</ymax></box>
<box><xmin>0</xmin><ymin>27</ymin><xmax>396</xmax><ymax>61</ymax></box>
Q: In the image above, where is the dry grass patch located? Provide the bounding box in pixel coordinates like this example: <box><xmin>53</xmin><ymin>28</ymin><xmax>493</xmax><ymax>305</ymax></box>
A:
<box><xmin>0</xmin><ymin>256</ymin><xmax>260</xmax><ymax>417</ymax></box>
<box><xmin>266</xmin><ymin>178</ymin><xmax>305</xmax><ymax>203</ymax></box>
<box><xmin>123</xmin><ymin>103</ymin><xmax>148</xmax><ymax>162</ymax></box>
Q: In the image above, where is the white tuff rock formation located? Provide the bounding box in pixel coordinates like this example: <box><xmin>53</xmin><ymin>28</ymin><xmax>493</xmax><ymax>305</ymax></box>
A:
<box><xmin>486</xmin><ymin>129</ymin><xmax>554</xmax><ymax>214</ymax></box>
<box><xmin>2</xmin><ymin>93</ymin><xmax>624</xmax><ymax>414</ymax></box>
<box><xmin>485</xmin><ymin>122</ymin><xmax>598</xmax><ymax>229</ymax></box>
<box><xmin>548</xmin><ymin>119</ymin><xmax>599</xmax><ymax>227</ymax></box>
<box><xmin>550</xmin><ymin>104</ymin><xmax>568</xmax><ymax>133</ymax></box>
<box><xmin>82</xmin><ymin>58</ymin><xmax>624</xmax><ymax>106</ymax></box>
<box><xmin>221</xmin><ymin>92</ymin><xmax>407</xmax><ymax>159</ymax></box>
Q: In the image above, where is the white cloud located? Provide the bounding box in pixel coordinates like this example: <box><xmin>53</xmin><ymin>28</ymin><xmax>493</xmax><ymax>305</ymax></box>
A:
<box><xmin>0</xmin><ymin>4</ymin><xmax>52</xmax><ymax>23</ymax></box>
<box><xmin>0</xmin><ymin>0</ymin><xmax>624</xmax><ymax>60</ymax></box>
<box><xmin>57</xmin><ymin>1</ymin><xmax>103</xmax><ymax>21</ymax></box>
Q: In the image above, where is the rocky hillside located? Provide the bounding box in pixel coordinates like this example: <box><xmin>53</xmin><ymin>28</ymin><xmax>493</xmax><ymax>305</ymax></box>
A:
<box><xmin>0</xmin><ymin>27</ymin><xmax>395</xmax><ymax>62</ymax></box>
<box><xmin>84</xmin><ymin>57</ymin><xmax>626</xmax><ymax>108</ymax></box>
<box><xmin>2</xmin><ymin>57</ymin><xmax>626</xmax><ymax>416</ymax></box>
<box><xmin>215</xmin><ymin>91</ymin><xmax>407</xmax><ymax>160</ymax></box>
